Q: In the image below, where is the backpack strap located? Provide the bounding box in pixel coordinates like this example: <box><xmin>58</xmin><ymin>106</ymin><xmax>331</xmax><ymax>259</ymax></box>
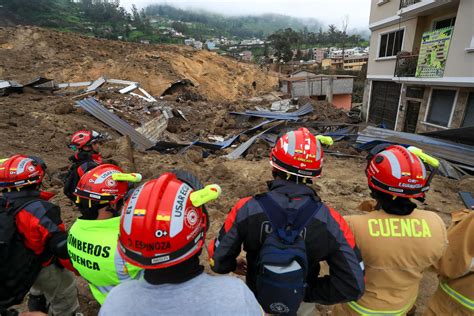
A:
<box><xmin>255</xmin><ymin>194</ymin><xmax>323</xmax><ymax>244</ymax></box>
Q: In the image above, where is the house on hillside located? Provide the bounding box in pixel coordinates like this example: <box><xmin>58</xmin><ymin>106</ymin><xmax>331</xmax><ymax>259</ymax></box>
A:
<box><xmin>184</xmin><ymin>38</ymin><xmax>195</xmax><ymax>46</ymax></box>
<box><xmin>280</xmin><ymin>74</ymin><xmax>355</xmax><ymax>111</ymax></box>
<box><xmin>344</xmin><ymin>55</ymin><xmax>369</xmax><ymax>71</ymax></box>
<box><xmin>239</xmin><ymin>50</ymin><xmax>253</xmax><ymax>61</ymax></box>
<box><xmin>364</xmin><ymin>0</ymin><xmax>474</xmax><ymax>132</ymax></box>
<box><xmin>194</xmin><ymin>41</ymin><xmax>203</xmax><ymax>50</ymax></box>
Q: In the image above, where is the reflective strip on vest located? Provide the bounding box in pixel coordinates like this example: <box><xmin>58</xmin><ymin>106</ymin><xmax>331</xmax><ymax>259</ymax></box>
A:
<box><xmin>347</xmin><ymin>300</ymin><xmax>414</xmax><ymax>316</ymax></box>
<box><xmin>95</xmin><ymin>285</ymin><xmax>115</xmax><ymax>294</ymax></box>
<box><xmin>440</xmin><ymin>282</ymin><xmax>474</xmax><ymax>311</ymax></box>
<box><xmin>114</xmin><ymin>248</ymin><xmax>130</xmax><ymax>281</ymax></box>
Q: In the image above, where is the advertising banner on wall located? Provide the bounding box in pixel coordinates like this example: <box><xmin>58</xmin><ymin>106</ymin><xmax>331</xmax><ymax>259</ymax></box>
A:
<box><xmin>416</xmin><ymin>27</ymin><xmax>454</xmax><ymax>78</ymax></box>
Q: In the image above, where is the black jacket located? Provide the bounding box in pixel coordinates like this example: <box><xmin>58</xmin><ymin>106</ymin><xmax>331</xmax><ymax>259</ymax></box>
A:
<box><xmin>208</xmin><ymin>179</ymin><xmax>365</xmax><ymax>304</ymax></box>
<box><xmin>63</xmin><ymin>151</ymin><xmax>102</xmax><ymax>201</ymax></box>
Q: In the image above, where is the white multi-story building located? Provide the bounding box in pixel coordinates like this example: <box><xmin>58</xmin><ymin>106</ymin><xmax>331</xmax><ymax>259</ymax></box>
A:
<box><xmin>364</xmin><ymin>0</ymin><xmax>474</xmax><ymax>132</ymax></box>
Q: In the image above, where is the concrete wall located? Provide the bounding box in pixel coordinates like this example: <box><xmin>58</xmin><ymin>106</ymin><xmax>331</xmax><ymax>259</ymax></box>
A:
<box><xmin>367</xmin><ymin>17</ymin><xmax>418</xmax><ymax>77</ymax></box>
<box><xmin>444</xmin><ymin>0</ymin><xmax>474</xmax><ymax>78</ymax></box>
<box><xmin>369</xmin><ymin>0</ymin><xmax>400</xmax><ymax>24</ymax></box>
<box><xmin>287</xmin><ymin>78</ymin><xmax>354</xmax><ymax>97</ymax></box>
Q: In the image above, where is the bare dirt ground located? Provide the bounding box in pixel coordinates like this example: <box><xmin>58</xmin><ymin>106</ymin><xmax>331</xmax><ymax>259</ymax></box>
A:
<box><xmin>1</xmin><ymin>27</ymin><xmax>472</xmax><ymax>315</ymax></box>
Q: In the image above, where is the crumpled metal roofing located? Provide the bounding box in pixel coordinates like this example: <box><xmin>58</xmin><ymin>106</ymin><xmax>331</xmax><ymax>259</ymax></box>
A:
<box><xmin>75</xmin><ymin>98</ymin><xmax>155</xmax><ymax>150</ymax></box>
<box><xmin>357</xmin><ymin>126</ymin><xmax>474</xmax><ymax>168</ymax></box>
<box><xmin>230</xmin><ymin>103</ymin><xmax>313</xmax><ymax>121</ymax></box>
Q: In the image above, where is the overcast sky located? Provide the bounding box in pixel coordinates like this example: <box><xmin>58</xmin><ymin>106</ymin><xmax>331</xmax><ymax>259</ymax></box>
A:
<box><xmin>120</xmin><ymin>0</ymin><xmax>371</xmax><ymax>30</ymax></box>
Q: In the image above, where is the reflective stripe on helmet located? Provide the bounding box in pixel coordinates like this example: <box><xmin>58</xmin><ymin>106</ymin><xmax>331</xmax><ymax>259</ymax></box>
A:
<box><xmin>123</xmin><ymin>184</ymin><xmax>145</xmax><ymax>235</ymax></box>
<box><xmin>440</xmin><ymin>282</ymin><xmax>474</xmax><ymax>311</ymax></box>
<box><xmin>380</xmin><ymin>151</ymin><xmax>402</xmax><ymax>179</ymax></box>
<box><xmin>169</xmin><ymin>183</ymin><xmax>192</xmax><ymax>238</ymax></box>
<box><xmin>287</xmin><ymin>131</ymin><xmax>296</xmax><ymax>156</ymax></box>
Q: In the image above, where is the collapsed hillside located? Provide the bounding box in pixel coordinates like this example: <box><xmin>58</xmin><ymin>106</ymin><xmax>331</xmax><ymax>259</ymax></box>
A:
<box><xmin>0</xmin><ymin>26</ymin><xmax>278</xmax><ymax>101</ymax></box>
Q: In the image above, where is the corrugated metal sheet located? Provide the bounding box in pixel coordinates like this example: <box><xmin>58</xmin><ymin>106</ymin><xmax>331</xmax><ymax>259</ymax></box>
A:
<box><xmin>230</xmin><ymin>103</ymin><xmax>313</xmax><ymax>120</ymax></box>
<box><xmin>76</xmin><ymin>98</ymin><xmax>155</xmax><ymax>150</ymax></box>
<box><xmin>357</xmin><ymin>126</ymin><xmax>474</xmax><ymax>167</ymax></box>
<box><xmin>225</xmin><ymin>121</ymin><xmax>284</xmax><ymax>160</ymax></box>
<box><xmin>421</xmin><ymin>126</ymin><xmax>474</xmax><ymax>146</ymax></box>
<box><xmin>86</xmin><ymin>77</ymin><xmax>107</xmax><ymax>92</ymax></box>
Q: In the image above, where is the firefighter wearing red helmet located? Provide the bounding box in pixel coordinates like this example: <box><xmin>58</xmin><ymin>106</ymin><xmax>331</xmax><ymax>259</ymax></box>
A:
<box><xmin>208</xmin><ymin>128</ymin><xmax>365</xmax><ymax>315</ymax></box>
<box><xmin>63</xmin><ymin>130</ymin><xmax>105</xmax><ymax>202</ymax></box>
<box><xmin>100</xmin><ymin>171</ymin><xmax>262</xmax><ymax>315</ymax></box>
<box><xmin>67</xmin><ymin>164</ymin><xmax>143</xmax><ymax>305</ymax></box>
<box><xmin>333</xmin><ymin>144</ymin><xmax>448</xmax><ymax>316</ymax></box>
<box><xmin>0</xmin><ymin>155</ymin><xmax>79</xmax><ymax>315</ymax></box>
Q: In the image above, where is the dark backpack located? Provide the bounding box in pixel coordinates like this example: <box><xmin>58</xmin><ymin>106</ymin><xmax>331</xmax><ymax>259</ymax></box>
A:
<box><xmin>254</xmin><ymin>194</ymin><xmax>323</xmax><ymax>315</ymax></box>
<box><xmin>0</xmin><ymin>198</ymin><xmax>42</xmax><ymax>309</ymax></box>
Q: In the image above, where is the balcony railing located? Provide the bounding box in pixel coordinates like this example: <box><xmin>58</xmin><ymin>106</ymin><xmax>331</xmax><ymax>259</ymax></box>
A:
<box><xmin>394</xmin><ymin>53</ymin><xmax>419</xmax><ymax>77</ymax></box>
<box><xmin>400</xmin><ymin>0</ymin><xmax>421</xmax><ymax>9</ymax></box>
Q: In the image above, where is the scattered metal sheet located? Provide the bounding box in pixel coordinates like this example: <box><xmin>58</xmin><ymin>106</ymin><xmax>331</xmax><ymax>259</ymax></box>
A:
<box><xmin>175</xmin><ymin>109</ymin><xmax>188</xmax><ymax>121</ymax></box>
<box><xmin>458</xmin><ymin>192</ymin><xmax>474</xmax><ymax>209</ymax></box>
<box><xmin>0</xmin><ymin>80</ymin><xmax>11</xmax><ymax>89</ymax></box>
<box><xmin>438</xmin><ymin>159</ymin><xmax>461</xmax><ymax>180</ymax></box>
<box><xmin>119</xmin><ymin>84</ymin><xmax>139</xmax><ymax>94</ymax></box>
<box><xmin>57</xmin><ymin>81</ymin><xmax>93</xmax><ymax>88</ymax></box>
<box><xmin>108</xmin><ymin>79</ymin><xmax>138</xmax><ymax>85</ymax></box>
<box><xmin>225</xmin><ymin>122</ymin><xmax>284</xmax><ymax>160</ymax></box>
<box><xmin>138</xmin><ymin>88</ymin><xmax>157</xmax><ymax>102</ymax></box>
<box><xmin>357</xmin><ymin>126</ymin><xmax>474</xmax><ymax>169</ymax></box>
<box><xmin>136</xmin><ymin>115</ymin><xmax>168</xmax><ymax>143</ymax></box>
<box><xmin>230</xmin><ymin>103</ymin><xmax>313</xmax><ymax>121</ymax></box>
<box><xmin>86</xmin><ymin>76</ymin><xmax>107</xmax><ymax>92</ymax></box>
<box><xmin>23</xmin><ymin>77</ymin><xmax>53</xmax><ymax>87</ymax></box>
<box><xmin>75</xmin><ymin>98</ymin><xmax>154</xmax><ymax>150</ymax></box>
<box><xmin>129</xmin><ymin>92</ymin><xmax>154</xmax><ymax>103</ymax></box>
<box><xmin>421</xmin><ymin>126</ymin><xmax>474</xmax><ymax>146</ymax></box>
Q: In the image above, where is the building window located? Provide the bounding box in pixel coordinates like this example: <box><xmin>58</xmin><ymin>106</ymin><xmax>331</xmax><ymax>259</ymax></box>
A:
<box><xmin>426</xmin><ymin>89</ymin><xmax>457</xmax><ymax>127</ymax></box>
<box><xmin>433</xmin><ymin>17</ymin><xmax>456</xmax><ymax>30</ymax></box>
<box><xmin>462</xmin><ymin>92</ymin><xmax>474</xmax><ymax>127</ymax></box>
<box><xmin>379</xmin><ymin>29</ymin><xmax>404</xmax><ymax>58</ymax></box>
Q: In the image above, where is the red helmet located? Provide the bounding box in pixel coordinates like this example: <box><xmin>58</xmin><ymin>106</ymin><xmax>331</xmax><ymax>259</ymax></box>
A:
<box><xmin>270</xmin><ymin>127</ymin><xmax>324</xmax><ymax>178</ymax></box>
<box><xmin>0</xmin><ymin>155</ymin><xmax>46</xmax><ymax>189</ymax></box>
<box><xmin>74</xmin><ymin>164</ymin><xmax>128</xmax><ymax>204</ymax></box>
<box><xmin>69</xmin><ymin>130</ymin><xmax>104</xmax><ymax>150</ymax></box>
<box><xmin>118</xmin><ymin>171</ymin><xmax>208</xmax><ymax>269</ymax></box>
<box><xmin>366</xmin><ymin>145</ymin><xmax>429</xmax><ymax>198</ymax></box>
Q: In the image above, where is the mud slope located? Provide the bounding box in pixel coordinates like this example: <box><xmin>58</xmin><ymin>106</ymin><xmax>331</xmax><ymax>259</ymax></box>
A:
<box><xmin>0</xmin><ymin>26</ymin><xmax>278</xmax><ymax>101</ymax></box>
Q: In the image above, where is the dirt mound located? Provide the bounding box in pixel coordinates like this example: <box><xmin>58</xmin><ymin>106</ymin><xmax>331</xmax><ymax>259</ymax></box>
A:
<box><xmin>0</xmin><ymin>26</ymin><xmax>278</xmax><ymax>101</ymax></box>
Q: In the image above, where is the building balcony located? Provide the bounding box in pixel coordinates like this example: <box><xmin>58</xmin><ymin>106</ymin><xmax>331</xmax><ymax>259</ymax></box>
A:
<box><xmin>399</xmin><ymin>0</ymin><xmax>421</xmax><ymax>9</ymax></box>
<box><xmin>394</xmin><ymin>52</ymin><xmax>419</xmax><ymax>77</ymax></box>
<box><xmin>398</xmin><ymin>0</ymin><xmax>452</xmax><ymax>17</ymax></box>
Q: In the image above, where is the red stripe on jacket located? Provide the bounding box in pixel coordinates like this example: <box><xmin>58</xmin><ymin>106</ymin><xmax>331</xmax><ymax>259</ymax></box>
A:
<box><xmin>329</xmin><ymin>207</ymin><xmax>356</xmax><ymax>248</ymax></box>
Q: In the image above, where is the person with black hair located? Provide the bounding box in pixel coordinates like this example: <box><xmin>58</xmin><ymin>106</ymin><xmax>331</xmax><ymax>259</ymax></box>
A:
<box><xmin>333</xmin><ymin>144</ymin><xmax>448</xmax><ymax>316</ymax></box>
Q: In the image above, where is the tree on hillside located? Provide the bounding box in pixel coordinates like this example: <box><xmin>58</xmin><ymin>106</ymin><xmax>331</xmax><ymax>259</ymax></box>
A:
<box><xmin>268</xmin><ymin>28</ymin><xmax>301</xmax><ymax>62</ymax></box>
